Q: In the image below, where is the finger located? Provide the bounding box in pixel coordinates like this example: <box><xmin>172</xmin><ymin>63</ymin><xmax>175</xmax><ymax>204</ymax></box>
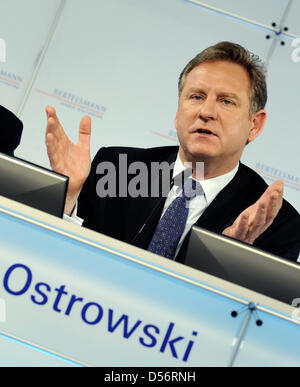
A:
<box><xmin>234</xmin><ymin>212</ymin><xmax>250</xmax><ymax>240</ymax></box>
<box><xmin>270</xmin><ymin>180</ymin><xmax>284</xmax><ymax>194</ymax></box>
<box><xmin>46</xmin><ymin>116</ymin><xmax>62</xmax><ymax>146</ymax></box>
<box><xmin>45</xmin><ymin>106</ymin><xmax>64</xmax><ymax>142</ymax></box>
<box><xmin>45</xmin><ymin>105</ymin><xmax>55</xmax><ymax>118</ymax></box>
<box><xmin>45</xmin><ymin>105</ymin><xmax>60</xmax><ymax>122</ymax></box>
<box><xmin>252</xmin><ymin>202</ymin><xmax>267</xmax><ymax>227</ymax></box>
<box><xmin>46</xmin><ymin>132</ymin><xmax>60</xmax><ymax>169</ymax></box>
<box><xmin>261</xmin><ymin>180</ymin><xmax>283</xmax><ymax>220</ymax></box>
<box><xmin>256</xmin><ymin>180</ymin><xmax>283</xmax><ymax>206</ymax></box>
<box><xmin>45</xmin><ymin>106</ymin><xmax>58</xmax><ymax>128</ymax></box>
<box><xmin>265</xmin><ymin>180</ymin><xmax>283</xmax><ymax>205</ymax></box>
<box><xmin>78</xmin><ymin>115</ymin><xmax>91</xmax><ymax>151</ymax></box>
<box><xmin>266</xmin><ymin>191</ymin><xmax>283</xmax><ymax>221</ymax></box>
<box><xmin>223</xmin><ymin>212</ymin><xmax>249</xmax><ymax>241</ymax></box>
<box><xmin>247</xmin><ymin>203</ymin><xmax>267</xmax><ymax>242</ymax></box>
<box><xmin>248</xmin><ymin>180</ymin><xmax>283</xmax><ymax>223</ymax></box>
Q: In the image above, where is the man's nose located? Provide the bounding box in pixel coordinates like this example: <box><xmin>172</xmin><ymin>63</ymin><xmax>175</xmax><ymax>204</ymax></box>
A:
<box><xmin>199</xmin><ymin>96</ymin><xmax>217</xmax><ymax>121</ymax></box>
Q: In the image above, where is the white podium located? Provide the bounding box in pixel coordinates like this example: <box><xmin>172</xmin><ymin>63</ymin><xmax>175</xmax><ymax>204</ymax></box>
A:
<box><xmin>0</xmin><ymin>196</ymin><xmax>299</xmax><ymax>367</ymax></box>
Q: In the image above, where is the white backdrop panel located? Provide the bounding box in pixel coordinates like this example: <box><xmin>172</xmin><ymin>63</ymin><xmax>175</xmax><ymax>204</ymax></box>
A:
<box><xmin>241</xmin><ymin>35</ymin><xmax>300</xmax><ymax>212</ymax></box>
<box><xmin>284</xmin><ymin>0</ymin><xmax>300</xmax><ymax>37</ymax></box>
<box><xmin>185</xmin><ymin>0</ymin><xmax>288</xmax><ymax>27</ymax></box>
<box><xmin>17</xmin><ymin>0</ymin><xmax>271</xmax><ymax>168</ymax></box>
<box><xmin>0</xmin><ymin>0</ymin><xmax>62</xmax><ymax>113</ymax></box>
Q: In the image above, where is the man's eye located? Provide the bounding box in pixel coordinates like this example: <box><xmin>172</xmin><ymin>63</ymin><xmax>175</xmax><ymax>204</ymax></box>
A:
<box><xmin>191</xmin><ymin>95</ymin><xmax>202</xmax><ymax>100</ymax></box>
<box><xmin>222</xmin><ymin>99</ymin><xmax>234</xmax><ymax>105</ymax></box>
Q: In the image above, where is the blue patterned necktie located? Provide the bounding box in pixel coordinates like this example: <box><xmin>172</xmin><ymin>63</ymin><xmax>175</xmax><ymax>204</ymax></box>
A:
<box><xmin>147</xmin><ymin>178</ymin><xmax>203</xmax><ymax>259</ymax></box>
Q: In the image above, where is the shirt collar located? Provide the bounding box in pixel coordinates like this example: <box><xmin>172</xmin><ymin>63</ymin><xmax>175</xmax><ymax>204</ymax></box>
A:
<box><xmin>172</xmin><ymin>153</ymin><xmax>239</xmax><ymax>205</ymax></box>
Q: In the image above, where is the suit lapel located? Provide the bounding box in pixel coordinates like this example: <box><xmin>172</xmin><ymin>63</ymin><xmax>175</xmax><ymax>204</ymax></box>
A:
<box><xmin>132</xmin><ymin>149</ymin><xmax>178</xmax><ymax>249</ymax></box>
<box><xmin>195</xmin><ymin>163</ymin><xmax>250</xmax><ymax>233</ymax></box>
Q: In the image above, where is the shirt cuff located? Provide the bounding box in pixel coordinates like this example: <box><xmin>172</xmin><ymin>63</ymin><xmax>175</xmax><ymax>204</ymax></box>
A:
<box><xmin>63</xmin><ymin>202</ymin><xmax>84</xmax><ymax>226</ymax></box>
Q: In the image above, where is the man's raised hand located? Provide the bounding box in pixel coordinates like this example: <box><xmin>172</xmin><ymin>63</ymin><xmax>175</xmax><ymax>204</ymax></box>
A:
<box><xmin>222</xmin><ymin>180</ymin><xmax>284</xmax><ymax>244</ymax></box>
<box><xmin>45</xmin><ymin>106</ymin><xmax>92</xmax><ymax>215</ymax></box>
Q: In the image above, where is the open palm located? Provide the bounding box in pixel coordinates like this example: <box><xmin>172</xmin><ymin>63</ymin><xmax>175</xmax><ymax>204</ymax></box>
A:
<box><xmin>45</xmin><ymin>106</ymin><xmax>91</xmax><ymax>214</ymax></box>
<box><xmin>223</xmin><ymin>180</ymin><xmax>283</xmax><ymax>244</ymax></box>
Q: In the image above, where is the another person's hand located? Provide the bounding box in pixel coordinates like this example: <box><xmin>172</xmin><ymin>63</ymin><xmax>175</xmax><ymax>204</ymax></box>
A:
<box><xmin>222</xmin><ymin>180</ymin><xmax>284</xmax><ymax>244</ymax></box>
<box><xmin>45</xmin><ymin>106</ymin><xmax>91</xmax><ymax>215</ymax></box>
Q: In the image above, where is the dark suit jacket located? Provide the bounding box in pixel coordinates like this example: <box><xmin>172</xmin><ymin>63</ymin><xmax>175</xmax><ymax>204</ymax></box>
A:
<box><xmin>78</xmin><ymin>146</ymin><xmax>300</xmax><ymax>262</ymax></box>
<box><xmin>0</xmin><ymin>105</ymin><xmax>23</xmax><ymax>156</ymax></box>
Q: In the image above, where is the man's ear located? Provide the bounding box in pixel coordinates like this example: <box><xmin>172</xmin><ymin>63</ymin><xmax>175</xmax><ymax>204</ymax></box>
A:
<box><xmin>247</xmin><ymin>109</ymin><xmax>267</xmax><ymax>144</ymax></box>
<box><xmin>174</xmin><ymin>110</ymin><xmax>178</xmax><ymax>130</ymax></box>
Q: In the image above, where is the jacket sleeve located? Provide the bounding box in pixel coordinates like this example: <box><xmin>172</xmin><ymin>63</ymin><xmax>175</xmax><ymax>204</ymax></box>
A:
<box><xmin>0</xmin><ymin>105</ymin><xmax>23</xmax><ymax>156</ymax></box>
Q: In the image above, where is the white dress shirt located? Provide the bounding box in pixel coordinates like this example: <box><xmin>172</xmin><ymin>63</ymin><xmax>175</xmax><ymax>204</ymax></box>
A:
<box><xmin>163</xmin><ymin>154</ymin><xmax>238</xmax><ymax>257</ymax></box>
<box><xmin>64</xmin><ymin>152</ymin><xmax>239</xmax><ymax>258</ymax></box>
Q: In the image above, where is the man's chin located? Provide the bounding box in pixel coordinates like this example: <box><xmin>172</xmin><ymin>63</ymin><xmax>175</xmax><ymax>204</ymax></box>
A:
<box><xmin>180</xmin><ymin>148</ymin><xmax>216</xmax><ymax>163</ymax></box>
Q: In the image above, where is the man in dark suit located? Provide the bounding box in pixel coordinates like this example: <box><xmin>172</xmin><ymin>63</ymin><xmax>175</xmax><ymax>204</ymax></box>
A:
<box><xmin>0</xmin><ymin>105</ymin><xmax>23</xmax><ymax>156</ymax></box>
<box><xmin>45</xmin><ymin>42</ymin><xmax>300</xmax><ymax>262</ymax></box>
<box><xmin>75</xmin><ymin>146</ymin><xmax>300</xmax><ymax>262</ymax></box>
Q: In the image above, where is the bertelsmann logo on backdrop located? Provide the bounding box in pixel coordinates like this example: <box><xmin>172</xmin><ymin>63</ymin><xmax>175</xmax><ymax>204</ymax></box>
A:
<box><xmin>255</xmin><ymin>162</ymin><xmax>300</xmax><ymax>191</ymax></box>
<box><xmin>35</xmin><ymin>88</ymin><xmax>107</xmax><ymax>119</ymax></box>
<box><xmin>150</xmin><ymin>128</ymin><xmax>179</xmax><ymax>143</ymax></box>
<box><xmin>0</xmin><ymin>69</ymin><xmax>23</xmax><ymax>90</ymax></box>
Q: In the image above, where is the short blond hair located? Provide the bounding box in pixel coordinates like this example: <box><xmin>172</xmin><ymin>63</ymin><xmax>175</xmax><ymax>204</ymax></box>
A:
<box><xmin>178</xmin><ymin>41</ymin><xmax>267</xmax><ymax>115</ymax></box>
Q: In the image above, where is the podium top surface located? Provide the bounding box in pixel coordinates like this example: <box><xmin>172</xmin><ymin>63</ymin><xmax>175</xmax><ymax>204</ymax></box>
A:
<box><xmin>0</xmin><ymin>194</ymin><xmax>297</xmax><ymax>322</ymax></box>
<box><xmin>1</xmin><ymin>195</ymin><xmax>300</xmax><ymax>367</ymax></box>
